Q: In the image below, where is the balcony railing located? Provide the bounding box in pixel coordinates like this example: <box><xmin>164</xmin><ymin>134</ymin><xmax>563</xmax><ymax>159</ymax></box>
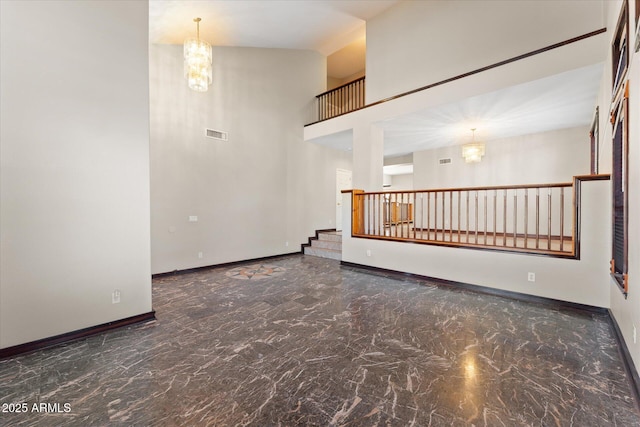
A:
<box><xmin>316</xmin><ymin>77</ymin><xmax>365</xmax><ymax>122</ymax></box>
<box><xmin>349</xmin><ymin>180</ymin><xmax>585</xmax><ymax>257</ymax></box>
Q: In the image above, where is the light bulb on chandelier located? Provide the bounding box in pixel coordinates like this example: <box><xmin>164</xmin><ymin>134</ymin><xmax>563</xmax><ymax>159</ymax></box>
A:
<box><xmin>184</xmin><ymin>17</ymin><xmax>212</xmax><ymax>92</ymax></box>
<box><xmin>462</xmin><ymin>128</ymin><xmax>485</xmax><ymax>163</ymax></box>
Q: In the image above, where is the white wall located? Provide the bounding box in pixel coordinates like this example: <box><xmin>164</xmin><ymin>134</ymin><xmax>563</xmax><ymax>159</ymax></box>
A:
<box><xmin>366</xmin><ymin>0</ymin><xmax>605</xmax><ymax>103</ymax></box>
<box><xmin>0</xmin><ymin>1</ymin><xmax>152</xmax><ymax>348</ymax></box>
<box><xmin>343</xmin><ymin>179</ymin><xmax>611</xmax><ymax>308</ymax></box>
<box><xmin>385</xmin><ymin>174</ymin><xmax>413</xmax><ymax>191</ymax></box>
<box><xmin>414</xmin><ymin>127</ymin><xmax>590</xmax><ymax>189</ymax></box>
<box><xmin>150</xmin><ymin>45</ymin><xmax>351</xmax><ymax>274</ymax></box>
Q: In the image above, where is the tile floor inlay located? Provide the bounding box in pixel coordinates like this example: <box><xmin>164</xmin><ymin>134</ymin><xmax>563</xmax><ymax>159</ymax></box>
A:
<box><xmin>1</xmin><ymin>254</ymin><xmax>639</xmax><ymax>426</ymax></box>
<box><xmin>224</xmin><ymin>263</ymin><xmax>286</xmax><ymax>280</ymax></box>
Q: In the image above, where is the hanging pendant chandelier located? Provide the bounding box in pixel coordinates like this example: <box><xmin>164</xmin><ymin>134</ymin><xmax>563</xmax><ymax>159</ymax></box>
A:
<box><xmin>462</xmin><ymin>128</ymin><xmax>485</xmax><ymax>163</ymax></box>
<box><xmin>184</xmin><ymin>17</ymin><xmax>212</xmax><ymax>92</ymax></box>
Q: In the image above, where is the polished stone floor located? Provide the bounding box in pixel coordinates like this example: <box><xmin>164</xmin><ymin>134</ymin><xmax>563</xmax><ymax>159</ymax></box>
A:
<box><xmin>1</xmin><ymin>254</ymin><xmax>639</xmax><ymax>426</ymax></box>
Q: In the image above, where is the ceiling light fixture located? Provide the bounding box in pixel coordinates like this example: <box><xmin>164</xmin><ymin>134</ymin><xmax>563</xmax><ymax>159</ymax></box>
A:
<box><xmin>184</xmin><ymin>17</ymin><xmax>212</xmax><ymax>92</ymax></box>
<box><xmin>462</xmin><ymin>128</ymin><xmax>485</xmax><ymax>163</ymax></box>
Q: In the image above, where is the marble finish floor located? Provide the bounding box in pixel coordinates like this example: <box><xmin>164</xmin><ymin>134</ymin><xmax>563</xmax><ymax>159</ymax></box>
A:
<box><xmin>1</xmin><ymin>254</ymin><xmax>639</xmax><ymax>426</ymax></box>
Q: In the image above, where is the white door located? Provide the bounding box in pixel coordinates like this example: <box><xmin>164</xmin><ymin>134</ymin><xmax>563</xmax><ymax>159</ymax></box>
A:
<box><xmin>336</xmin><ymin>169</ymin><xmax>353</xmax><ymax>231</ymax></box>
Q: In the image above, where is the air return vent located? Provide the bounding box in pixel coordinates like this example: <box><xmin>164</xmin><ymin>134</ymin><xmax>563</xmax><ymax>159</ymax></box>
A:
<box><xmin>205</xmin><ymin>128</ymin><xmax>228</xmax><ymax>141</ymax></box>
<box><xmin>439</xmin><ymin>158</ymin><xmax>452</xmax><ymax>165</ymax></box>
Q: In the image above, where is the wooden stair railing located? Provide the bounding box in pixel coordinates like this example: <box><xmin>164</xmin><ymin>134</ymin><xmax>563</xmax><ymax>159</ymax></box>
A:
<box><xmin>346</xmin><ymin>176</ymin><xmax>609</xmax><ymax>258</ymax></box>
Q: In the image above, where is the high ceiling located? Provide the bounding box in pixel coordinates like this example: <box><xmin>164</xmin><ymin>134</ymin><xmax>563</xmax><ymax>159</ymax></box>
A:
<box><xmin>150</xmin><ymin>1</ymin><xmax>604</xmax><ymax>161</ymax></box>
<box><xmin>149</xmin><ymin>0</ymin><xmax>397</xmax><ymax>55</ymax></box>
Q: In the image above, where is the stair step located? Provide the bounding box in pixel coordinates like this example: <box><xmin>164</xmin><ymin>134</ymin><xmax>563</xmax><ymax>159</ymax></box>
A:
<box><xmin>304</xmin><ymin>246</ymin><xmax>342</xmax><ymax>261</ymax></box>
<box><xmin>316</xmin><ymin>232</ymin><xmax>342</xmax><ymax>243</ymax></box>
<box><xmin>311</xmin><ymin>239</ymin><xmax>342</xmax><ymax>250</ymax></box>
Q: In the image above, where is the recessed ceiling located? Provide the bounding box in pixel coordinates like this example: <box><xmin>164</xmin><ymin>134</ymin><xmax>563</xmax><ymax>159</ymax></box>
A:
<box><xmin>310</xmin><ymin>63</ymin><xmax>603</xmax><ymax>157</ymax></box>
<box><xmin>149</xmin><ymin>0</ymin><xmax>398</xmax><ymax>55</ymax></box>
<box><xmin>379</xmin><ymin>63</ymin><xmax>603</xmax><ymax>157</ymax></box>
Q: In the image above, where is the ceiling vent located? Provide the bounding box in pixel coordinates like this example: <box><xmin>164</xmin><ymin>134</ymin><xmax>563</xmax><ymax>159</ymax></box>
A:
<box><xmin>205</xmin><ymin>128</ymin><xmax>228</xmax><ymax>141</ymax></box>
<box><xmin>439</xmin><ymin>158</ymin><xmax>452</xmax><ymax>165</ymax></box>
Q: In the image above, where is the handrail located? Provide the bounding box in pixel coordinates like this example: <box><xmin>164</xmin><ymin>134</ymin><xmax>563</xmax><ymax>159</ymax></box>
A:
<box><xmin>306</xmin><ymin>28</ymin><xmax>606</xmax><ymax>126</ymax></box>
<box><xmin>315</xmin><ymin>77</ymin><xmax>366</xmax><ymax>122</ymax></box>
<box><xmin>316</xmin><ymin>76</ymin><xmax>366</xmax><ymax>99</ymax></box>
<box><xmin>349</xmin><ymin>181</ymin><xmax>581</xmax><ymax>258</ymax></box>
<box><xmin>360</xmin><ymin>181</ymin><xmax>571</xmax><ymax>196</ymax></box>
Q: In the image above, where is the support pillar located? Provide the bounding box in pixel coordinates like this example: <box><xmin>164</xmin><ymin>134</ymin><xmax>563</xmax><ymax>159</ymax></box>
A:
<box><xmin>352</xmin><ymin>124</ymin><xmax>384</xmax><ymax>192</ymax></box>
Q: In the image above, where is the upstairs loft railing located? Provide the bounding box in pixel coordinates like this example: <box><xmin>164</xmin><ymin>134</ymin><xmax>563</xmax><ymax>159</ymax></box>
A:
<box><xmin>306</xmin><ymin>29</ymin><xmax>606</xmax><ymax>126</ymax></box>
<box><xmin>316</xmin><ymin>77</ymin><xmax>365</xmax><ymax>122</ymax></box>
<box><xmin>348</xmin><ymin>179</ymin><xmax>592</xmax><ymax>258</ymax></box>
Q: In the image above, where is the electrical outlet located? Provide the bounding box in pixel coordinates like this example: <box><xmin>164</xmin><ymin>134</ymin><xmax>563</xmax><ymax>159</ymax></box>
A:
<box><xmin>527</xmin><ymin>272</ymin><xmax>535</xmax><ymax>282</ymax></box>
<box><xmin>188</xmin><ymin>215</ymin><xmax>198</xmax><ymax>222</ymax></box>
<box><xmin>285</xmin><ymin>241</ymin><xmax>289</xmax><ymax>247</ymax></box>
<box><xmin>112</xmin><ymin>289</ymin><xmax>121</xmax><ymax>304</ymax></box>
<box><xmin>366</xmin><ymin>249</ymin><xmax>372</xmax><ymax>257</ymax></box>
<box><xmin>198</xmin><ymin>251</ymin><xmax>203</xmax><ymax>259</ymax></box>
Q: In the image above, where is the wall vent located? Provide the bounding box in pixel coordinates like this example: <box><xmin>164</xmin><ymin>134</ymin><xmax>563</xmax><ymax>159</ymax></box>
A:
<box><xmin>439</xmin><ymin>158</ymin><xmax>452</xmax><ymax>165</ymax></box>
<box><xmin>205</xmin><ymin>128</ymin><xmax>228</xmax><ymax>141</ymax></box>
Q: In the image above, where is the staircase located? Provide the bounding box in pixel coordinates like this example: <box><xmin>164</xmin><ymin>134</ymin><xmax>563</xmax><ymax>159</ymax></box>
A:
<box><xmin>302</xmin><ymin>230</ymin><xmax>342</xmax><ymax>260</ymax></box>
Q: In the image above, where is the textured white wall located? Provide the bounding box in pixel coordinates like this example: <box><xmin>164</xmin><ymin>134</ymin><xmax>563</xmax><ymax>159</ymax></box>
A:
<box><xmin>413</xmin><ymin>126</ymin><xmax>590</xmax><ymax>189</ymax></box>
<box><xmin>385</xmin><ymin>174</ymin><xmax>414</xmax><ymax>191</ymax></box>
<box><xmin>365</xmin><ymin>0</ymin><xmax>605</xmax><ymax>103</ymax></box>
<box><xmin>0</xmin><ymin>1</ymin><xmax>152</xmax><ymax>348</ymax></box>
<box><xmin>150</xmin><ymin>45</ymin><xmax>351</xmax><ymax>274</ymax></box>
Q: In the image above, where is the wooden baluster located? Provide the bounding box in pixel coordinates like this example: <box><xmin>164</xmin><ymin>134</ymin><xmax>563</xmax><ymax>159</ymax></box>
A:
<box><xmin>402</xmin><ymin>193</ymin><xmax>411</xmax><ymax>239</ymax></box>
<box><xmin>524</xmin><ymin>189</ymin><xmax>529</xmax><ymax>249</ymax></box>
<box><xmin>420</xmin><ymin>193</ymin><xmax>424</xmax><ymax>240</ymax></box>
<box><xmin>325</xmin><ymin>93</ymin><xmax>327</xmax><ymax>119</ymax></box>
<box><xmin>465</xmin><ymin>191</ymin><xmax>470</xmax><ymax>243</ymax></box>
<box><xmin>434</xmin><ymin>192</ymin><xmax>439</xmax><ymax>241</ymax></box>
<box><xmin>449</xmin><ymin>191</ymin><xmax>453</xmax><ymax>242</ymax></box>
<box><xmin>536</xmin><ymin>188</ymin><xmax>540</xmax><ymax>249</ymax></box>
<box><xmin>458</xmin><ymin>191</ymin><xmax>461</xmax><ymax>243</ymax></box>
<box><xmin>413</xmin><ymin>192</ymin><xmax>417</xmax><ymax>240</ymax></box>
<box><xmin>391</xmin><ymin>193</ymin><xmax>395</xmax><ymax>238</ymax></box>
<box><xmin>513</xmin><ymin>190</ymin><xmax>517</xmax><ymax>247</ymax></box>
<box><xmin>493</xmin><ymin>190</ymin><xmax>497</xmax><ymax>246</ymax></box>
<box><xmin>547</xmin><ymin>188</ymin><xmax>552</xmax><ymax>250</ymax></box>
<box><xmin>428</xmin><ymin>192</ymin><xmax>432</xmax><ymax>240</ymax></box>
<box><xmin>376</xmin><ymin>194</ymin><xmax>380</xmax><ymax>236</ymax></box>
<box><xmin>474</xmin><ymin>191</ymin><xmax>479</xmax><ymax>243</ymax></box>
<box><xmin>503</xmin><ymin>189</ymin><xmax>507</xmax><ymax>246</ymax></box>
<box><xmin>369</xmin><ymin>194</ymin><xmax>373</xmax><ymax>235</ymax></box>
<box><xmin>560</xmin><ymin>187</ymin><xmax>565</xmax><ymax>251</ymax></box>
<box><xmin>484</xmin><ymin>191</ymin><xmax>488</xmax><ymax>245</ymax></box>
<box><xmin>442</xmin><ymin>191</ymin><xmax>446</xmax><ymax>242</ymax></box>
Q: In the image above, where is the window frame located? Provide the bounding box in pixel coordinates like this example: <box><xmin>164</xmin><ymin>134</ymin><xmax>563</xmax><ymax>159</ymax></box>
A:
<box><xmin>590</xmin><ymin>107</ymin><xmax>599</xmax><ymax>175</ymax></box>
<box><xmin>610</xmin><ymin>82</ymin><xmax>629</xmax><ymax>296</ymax></box>
<box><xmin>612</xmin><ymin>1</ymin><xmax>629</xmax><ymax>97</ymax></box>
<box><xmin>610</xmin><ymin>2</ymin><xmax>630</xmax><ymax>296</ymax></box>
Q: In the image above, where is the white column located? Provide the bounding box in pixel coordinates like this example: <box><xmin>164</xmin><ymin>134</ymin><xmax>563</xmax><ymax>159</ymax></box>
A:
<box><xmin>352</xmin><ymin>124</ymin><xmax>384</xmax><ymax>191</ymax></box>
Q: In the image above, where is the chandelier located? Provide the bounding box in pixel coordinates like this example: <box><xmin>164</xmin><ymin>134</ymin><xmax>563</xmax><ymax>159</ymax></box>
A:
<box><xmin>462</xmin><ymin>128</ymin><xmax>485</xmax><ymax>163</ymax></box>
<box><xmin>184</xmin><ymin>17</ymin><xmax>212</xmax><ymax>92</ymax></box>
